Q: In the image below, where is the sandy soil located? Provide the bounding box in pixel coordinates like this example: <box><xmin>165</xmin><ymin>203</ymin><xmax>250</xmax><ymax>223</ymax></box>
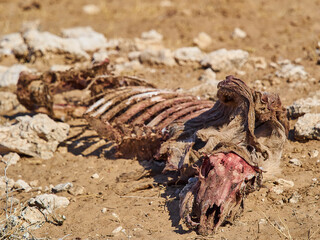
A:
<box><xmin>1</xmin><ymin>0</ymin><xmax>320</xmax><ymax>239</ymax></box>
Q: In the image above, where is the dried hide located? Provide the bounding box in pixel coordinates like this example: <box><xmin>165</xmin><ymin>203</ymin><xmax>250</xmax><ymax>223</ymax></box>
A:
<box><xmin>85</xmin><ymin>75</ymin><xmax>288</xmax><ymax>235</ymax></box>
<box><xmin>16</xmin><ymin>61</ymin><xmax>154</xmax><ymax>120</ymax></box>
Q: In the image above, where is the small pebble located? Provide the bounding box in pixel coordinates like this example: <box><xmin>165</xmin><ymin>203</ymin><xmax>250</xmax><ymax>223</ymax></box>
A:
<box><xmin>82</xmin><ymin>4</ymin><xmax>100</xmax><ymax>15</ymax></box>
<box><xmin>13</xmin><ymin>179</ymin><xmax>32</xmax><ymax>192</ymax></box>
<box><xmin>29</xmin><ymin>180</ymin><xmax>39</xmax><ymax>187</ymax></box>
<box><xmin>231</xmin><ymin>27</ymin><xmax>247</xmax><ymax>39</ymax></box>
<box><xmin>52</xmin><ymin>182</ymin><xmax>73</xmax><ymax>193</ymax></box>
<box><xmin>289</xmin><ymin>192</ymin><xmax>301</xmax><ymax>204</ymax></box>
<box><xmin>91</xmin><ymin>173</ymin><xmax>99</xmax><ymax>179</ymax></box>
<box><xmin>274</xmin><ymin>178</ymin><xmax>294</xmax><ymax>188</ymax></box>
<box><xmin>101</xmin><ymin>208</ymin><xmax>107</xmax><ymax>214</ymax></box>
<box><xmin>289</xmin><ymin>158</ymin><xmax>302</xmax><ymax>167</ymax></box>
<box><xmin>112</xmin><ymin>226</ymin><xmax>123</xmax><ymax>234</ymax></box>
<box><xmin>68</xmin><ymin>185</ymin><xmax>85</xmax><ymax>196</ymax></box>
<box><xmin>309</xmin><ymin>150</ymin><xmax>319</xmax><ymax>158</ymax></box>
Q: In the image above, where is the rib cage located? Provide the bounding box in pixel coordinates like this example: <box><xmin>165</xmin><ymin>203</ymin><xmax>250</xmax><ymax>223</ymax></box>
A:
<box><xmin>85</xmin><ymin>86</ymin><xmax>215</xmax><ymax>159</ymax></box>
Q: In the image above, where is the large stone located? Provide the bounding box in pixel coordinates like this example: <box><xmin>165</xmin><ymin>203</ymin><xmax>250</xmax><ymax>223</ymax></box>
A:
<box><xmin>231</xmin><ymin>28</ymin><xmax>247</xmax><ymax>39</ymax></box>
<box><xmin>0</xmin><ymin>64</ymin><xmax>31</xmax><ymax>87</ymax></box>
<box><xmin>21</xmin><ymin>206</ymin><xmax>46</xmax><ymax>225</ymax></box>
<box><xmin>61</xmin><ymin>26</ymin><xmax>107</xmax><ymax>52</ymax></box>
<box><xmin>23</xmin><ymin>29</ymin><xmax>89</xmax><ymax>59</ymax></box>
<box><xmin>28</xmin><ymin>194</ymin><xmax>70</xmax><ymax>213</ymax></box>
<box><xmin>193</xmin><ymin>32</ymin><xmax>212</xmax><ymax>49</ymax></box>
<box><xmin>0</xmin><ymin>91</ymin><xmax>26</xmax><ymax>114</ymax></box>
<box><xmin>287</xmin><ymin>93</ymin><xmax>320</xmax><ymax>118</ymax></box>
<box><xmin>13</xmin><ymin>179</ymin><xmax>32</xmax><ymax>192</ymax></box>
<box><xmin>139</xmin><ymin>49</ymin><xmax>176</xmax><ymax>66</ymax></box>
<box><xmin>2</xmin><ymin>152</ymin><xmax>20</xmax><ymax>166</ymax></box>
<box><xmin>201</xmin><ymin>48</ymin><xmax>249</xmax><ymax>71</ymax></box>
<box><xmin>134</xmin><ymin>30</ymin><xmax>163</xmax><ymax>51</ymax></box>
<box><xmin>275</xmin><ymin>60</ymin><xmax>308</xmax><ymax>81</ymax></box>
<box><xmin>199</xmin><ymin>68</ymin><xmax>217</xmax><ymax>82</ymax></box>
<box><xmin>0</xmin><ymin>114</ymin><xmax>69</xmax><ymax>159</ymax></box>
<box><xmin>294</xmin><ymin>113</ymin><xmax>320</xmax><ymax>140</ymax></box>
<box><xmin>52</xmin><ymin>182</ymin><xmax>73</xmax><ymax>193</ymax></box>
<box><xmin>0</xmin><ymin>33</ymin><xmax>27</xmax><ymax>57</ymax></box>
<box><xmin>141</xmin><ymin>30</ymin><xmax>163</xmax><ymax>42</ymax></box>
<box><xmin>173</xmin><ymin>47</ymin><xmax>204</xmax><ymax>65</ymax></box>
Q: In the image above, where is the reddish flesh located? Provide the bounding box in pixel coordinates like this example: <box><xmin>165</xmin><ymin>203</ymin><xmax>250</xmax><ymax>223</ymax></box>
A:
<box><xmin>181</xmin><ymin>152</ymin><xmax>258</xmax><ymax>235</ymax></box>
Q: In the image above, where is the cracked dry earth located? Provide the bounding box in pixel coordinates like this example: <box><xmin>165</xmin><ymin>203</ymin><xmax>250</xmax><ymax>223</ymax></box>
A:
<box><xmin>1</xmin><ymin>0</ymin><xmax>320</xmax><ymax>239</ymax></box>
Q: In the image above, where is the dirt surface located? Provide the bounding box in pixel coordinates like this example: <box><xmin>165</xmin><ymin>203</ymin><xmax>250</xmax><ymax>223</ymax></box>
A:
<box><xmin>1</xmin><ymin>0</ymin><xmax>320</xmax><ymax>239</ymax></box>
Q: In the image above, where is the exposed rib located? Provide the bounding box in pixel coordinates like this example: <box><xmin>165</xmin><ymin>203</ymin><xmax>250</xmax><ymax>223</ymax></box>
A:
<box><xmin>133</xmin><ymin>96</ymin><xmax>196</xmax><ymax>125</ymax></box>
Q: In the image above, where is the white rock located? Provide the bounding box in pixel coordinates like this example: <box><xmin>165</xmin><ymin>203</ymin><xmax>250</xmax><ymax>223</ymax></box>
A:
<box><xmin>92</xmin><ymin>50</ymin><xmax>109</xmax><ymax>63</ymax></box>
<box><xmin>139</xmin><ymin>49</ymin><xmax>176</xmax><ymax>66</ymax></box>
<box><xmin>199</xmin><ymin>68</ymin><xmax>217</xmax><ymax>81</ymax></box>
<box><xmin>2</xmin><ymin>152</ymin><xmax>20</xmax><ymax>166</ymax></box>
<box><xmin>28</xmin><ymin>194</ymin><xmax>69</xmax><ymax>213</ymax></box>
<box><xmin>271</xmin><ymin>186</ymin><xmax>283</xmax><ymax>195</ymax></box>
<box><xmin>112</xmin><ymin>226</ymin><xmax>123</xmax><ymax>234</ymax></box>
<box><xmin>91</xmin><ymin>173</ymin><xmax>99</xmax><ymax>179</ymax></box>
<box><xmin>201</xmin><ymin>48</ymin><xmax>249</xmax><ymax>71</ymax></box>
<box><xmin>105</xmin><ymin>39</ymin><xmax>123</xmax><ymax>50</ymax></box>
<box><xmin>274</xmin><ymin>178</ymin><xmax>294</xmax><ymax>188</ymax></box>
<box><xmin>82</xmin><ymin>4</ymin><xmax>101</xmax><ymax>15</ymax></box>
<box><xmin>52</xmin><ymin>182</ymin><xmax>73</xmax><ymax>193</ymax></box>
<box><xmin>231</xmin><ymin>28</ymin><xmax>247</xmax><ymax>39</ymax></box>
<box><xmin>101</xmin><ymin>208</ymin><xmax>107</xmax><ymax>213</ymax></box>
<box><xmin>0</xmin><ymin>64</ymin><xmax>31</xmax><ymax>87</ymax></box>
<box><xmin>128</xmin><ymin>51</ymin><xmax>141</xmax><ymax>61</ymax></box>
<box><xmin>61</xmin><ymin>27</ymin><xmax>107</xmax><ymax>52</ymax></box>
<box><xmin>294</xmin><ymin>113</ymin><xmax>320</xmax><ymax>140</ymax></box>
<box><xmin>141</xmin><ymin>30</ymin><xmax>163</xmax><ymax>41</ymax></box>
<box><xmin>173</xmin><ymin>47</ymin><xmax>204</xmax><ymax>65</ymax></box>
<box><xmin>29</xmin><ymin>180</ymin><xmax>39</xmax><ymax>187</ymax></box>
<box><xmin>289</xmin><ymin>158</ymin><xmax>302</xmax><ymax>167</ymax></box>
<box><xmin>0</xmin><ymin>114</ymin><xmax>69</xmax><ymax>159</ymax></box>
<box><xmin>188</xmin><ymin>79</ymin><xmax>219</xmax><ymax>100</ymax></box>
<box><xmin>0</xmin><ymin>33</ymin><xmax>27</xmax><ymax>56</ymax></box>
<box><xmin>134</xmin><ymin>31</ymin><xmax>163</xmax><ymax>51</ymax></box>
<box><xmin>21</xmin><ymin>206</ymin><xmax>45</xmax><ymax>225</ymax></box>
<box><xmin>193</xmin><ymin>32</ymin><xmax>212</xmax><ymax>49</ymax></box>
<box><xmin>68</xmin><ymin>185</ymin><xmax>85</xmax><ymax>196</ymax></box>
<box><xmin>113</xmin><ymin>60</ymin><xmax>143</xmax><ymax>74</ymax></box>
<box><xmin>132</xmin><ymin>30</ymin><xmax>163</xmax><ymax>52</ymax></box>
<box><xmin>288</xmin><ymin>95</ymin><xmax>320</xmax><ymax>118</ymax></box>
<box><xmin>309</xmin><ymin>150</ymin><xmax>319</xmax><ymax>158</ymax></box>
<box><xmin>275</xmin><ymin>61</ymin><xmax>308</xmax><ymax>80</ymax></box>
<box><xmin>289</xmin><ymin>192</ymin><xmax>301</xmax><ymax>204</ymax></box>
<box><xmin>0</xmin><ymin>91</ymin><xmax>25</xmax><ymax>114</ymax></box>
<box><xmin>23</xmin><ymin>30</ymin><xmax>89</xmax><ymax>59</ymax></box>
<box><xmin>0</xmin><ymin>48</ymin><xmax>12</xmax><ymax>57</ymax></box>
<box><xmin>250</xmin><ymin>56</ymin><xmax>267</xmax><ymax>70</ymax></box>
<box><xmin>13</xmin><ymin>179</ymin><xmax>32</xmax><ymax>192</ymax></box>
<box><xmin>21</xmin><ymin>20</ymin><xmax>41</xmax><ymax>32</ymax></box>
<box><xmin>49</xmin><ymin>64</ymin><xmax>72</xmax><ymax>72</ymax></box>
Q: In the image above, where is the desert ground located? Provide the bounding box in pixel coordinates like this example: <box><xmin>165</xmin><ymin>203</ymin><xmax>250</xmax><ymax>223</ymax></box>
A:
<box><xmin>0</xmin><ymin>0</ymin><xmax>320</xmax><ymax>239</ymax></box>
